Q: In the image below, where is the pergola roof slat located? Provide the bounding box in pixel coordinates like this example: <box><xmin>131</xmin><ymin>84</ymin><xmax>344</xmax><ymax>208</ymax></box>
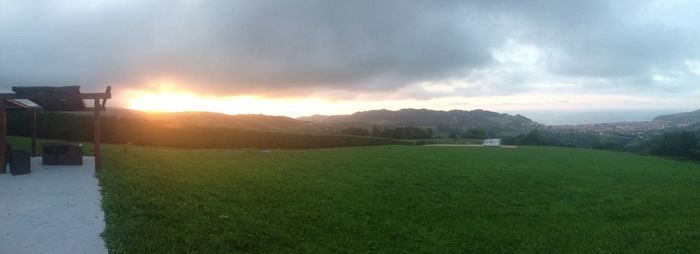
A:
<box><xmin>12</xmin><ymin>86</ymin><xmax>86</xmax><ymax>111</ymax></box>
<box><xmin>5</xmin><ymin>99</ymin><xmax>31</xmax><ymax>109</ymax></box>
<box><xmin>0</xmin><ymin>86</ymin><xmax>111</xmax><ymax>111</ymax></box>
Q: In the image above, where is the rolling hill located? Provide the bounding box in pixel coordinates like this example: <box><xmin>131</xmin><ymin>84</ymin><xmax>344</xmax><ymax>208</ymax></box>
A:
<box><xmin>100</xmin><ymin>108</ymin><xmax>320</xmax><ymax>133</ymax></box>
<box><xmin>299</xmin><ymin>108</ymin><xmax>541</xmax><ymax>136</ymax></box>
<box><xmin>653</xmin><ymin>109</ymin><xmax>700</xmax><ymax>126</ymax></box>
<box><xmin>21</xmin><ymin>107</ymin><xmax>543</xmax><ymax>141</ymax></box>
<box><xmin>91</xmin><ymin>108</ymin><xmax>543</xmax><ymax>137</ymax></box>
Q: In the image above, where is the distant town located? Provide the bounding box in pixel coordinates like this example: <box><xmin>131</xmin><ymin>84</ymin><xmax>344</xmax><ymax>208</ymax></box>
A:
<box><xmin>550</xmin><ymin>121</ymin><xmax>671</xmax><ymax>135</ymax></box>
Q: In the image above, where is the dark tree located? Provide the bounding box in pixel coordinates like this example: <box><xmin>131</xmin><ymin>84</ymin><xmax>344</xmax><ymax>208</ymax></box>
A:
<box><xmin>338</xmin><ymin>128</ymin><xmax>371</xmax><ymax>136</ymax></box>
<box><xmin>651</xmin><ymin>130</ymin><xmax>700</xmax><ymax>159</ymax></box>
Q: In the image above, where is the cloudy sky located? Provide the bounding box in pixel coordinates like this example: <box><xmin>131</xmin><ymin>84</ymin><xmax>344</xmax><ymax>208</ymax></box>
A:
<box><xmin>1</xmin><ymin>0</ymin><xmax>699</xmax><ymax>118</ymax></box>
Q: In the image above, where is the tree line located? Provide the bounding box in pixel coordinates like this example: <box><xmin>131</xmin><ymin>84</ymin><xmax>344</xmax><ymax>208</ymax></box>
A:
<box><xmin>502</xmin><ymin>128</ymin><xmax>700</xmax><ymax>161</ymax></box>
<box><xmin>337</xmin><ymin>126</ymin><xmax>502</xmax><ymax>140</ymax></box>
<box><xmin>6</xmin><ymin>112</ymin><xmax>405</xmax><ymax>149</ymax></box>
<box><xmin>338</xmin><ymin>126</ymin><xmax>433</xmax><ymax>139</ymax></box>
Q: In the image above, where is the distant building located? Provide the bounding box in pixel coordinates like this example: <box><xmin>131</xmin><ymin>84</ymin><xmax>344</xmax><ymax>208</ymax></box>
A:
<box><xmin>483</xmin><ymin>138</ymin><xmax>501</xmax><ymax>147</ymax></box>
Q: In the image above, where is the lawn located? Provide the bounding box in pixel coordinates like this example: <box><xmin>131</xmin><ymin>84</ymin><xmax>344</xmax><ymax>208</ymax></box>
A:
<box><xmin>99</xmin><ymin>144</ymin><xmax>700</xmax><ymax>253</ymax></box>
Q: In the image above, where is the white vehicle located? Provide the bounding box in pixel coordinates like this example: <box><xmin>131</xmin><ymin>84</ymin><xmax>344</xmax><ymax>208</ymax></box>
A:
<box><xmin>483</xmin><ymin>138</ymin><xmax>501</xmax><ymax>147</ymax></box>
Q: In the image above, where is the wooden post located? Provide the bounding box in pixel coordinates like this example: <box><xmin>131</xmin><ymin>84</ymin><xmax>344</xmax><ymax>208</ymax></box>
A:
<box><xmin>94</xmin><ymin>99</ymin><xmax>101</xmax><ymax>173</ymax></box>
<box><xmin>0</xmin><ymin>100</ymin><xmax>6</xmax><ymax>174</ymax></box>
<box><xmin>32</xmin><ymin>110</ymin><xmax>37</xmax><ymax>156</ymax></box>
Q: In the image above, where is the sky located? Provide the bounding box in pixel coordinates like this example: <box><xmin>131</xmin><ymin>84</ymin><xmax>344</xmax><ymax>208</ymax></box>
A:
<box><xmin>1</xmin><ymin>0</ymin><xmax>700</xmax><ymax>121</ymax></box>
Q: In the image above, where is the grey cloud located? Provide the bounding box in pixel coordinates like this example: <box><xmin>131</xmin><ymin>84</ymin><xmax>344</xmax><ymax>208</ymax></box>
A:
<box><xmin>0</xmin><ymin>0</ymin><xmax>495</xmax><ymax>94</ymax></box>
<box><xmin>1</xmin><ymin>0</ymin><xmax>699</xmax><ymax>98</ymax></box>
<box><xmin>499</xmin><ymin>0</ymin><xmax>698</xmax><ymax>80</ymax></box>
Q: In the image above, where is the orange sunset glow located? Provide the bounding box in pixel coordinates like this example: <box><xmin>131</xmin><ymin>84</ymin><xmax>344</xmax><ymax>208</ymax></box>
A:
<box><xmin>125</xmin><ymin>83</ymin><xmax>353</xmax><ymax>117</ymax></box>
<box><xmin>128</xmin><ymin>92</ymin><xmax>322</xmax><ymax>117</ymax></box>
<box><xmin>125</xmin><ymin>82</ymin><xmax>700</xmax><ymax>119</ymax></box>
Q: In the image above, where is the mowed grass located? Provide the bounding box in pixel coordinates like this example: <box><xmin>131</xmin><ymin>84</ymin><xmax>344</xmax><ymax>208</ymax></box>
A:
<box><xmin>100</xmin><ymin>145</ymin><xmax>700</xmax><ymax>253</ymax></box>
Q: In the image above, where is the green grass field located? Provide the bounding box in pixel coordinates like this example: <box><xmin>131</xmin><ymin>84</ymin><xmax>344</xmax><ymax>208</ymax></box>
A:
<box><xmin>95</xmin><ymin>144</ymin><xmax>700</xmax><ymax>253</ymax></box>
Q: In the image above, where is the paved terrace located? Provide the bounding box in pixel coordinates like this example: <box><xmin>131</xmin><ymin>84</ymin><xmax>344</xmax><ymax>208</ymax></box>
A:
<box><xmin>0</xmin><ymin>157</ymin><xmax>107</xmax><ymax>254</ymax></box>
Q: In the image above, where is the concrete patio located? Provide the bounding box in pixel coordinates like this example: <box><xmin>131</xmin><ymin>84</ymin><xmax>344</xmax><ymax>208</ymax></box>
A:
<box><xmin>0</xmin><ymin>156</ymin><xmax>107</xmax><ymax>254</ymax></box>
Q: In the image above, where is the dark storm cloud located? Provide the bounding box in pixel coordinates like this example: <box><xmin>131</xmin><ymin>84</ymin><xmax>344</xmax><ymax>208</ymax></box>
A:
<box><xmin>0</xmin><ymin>0</ymin><xmax>698</xmax><ymax>96</ymax></box>
<box><xmin>0</xmin><ymin>0</ymin><xmax>495</xmax><ymax>94</ymax></box>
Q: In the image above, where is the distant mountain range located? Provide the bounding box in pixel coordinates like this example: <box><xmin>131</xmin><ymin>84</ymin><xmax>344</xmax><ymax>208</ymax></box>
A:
<box><xmin>653</xmin><ymin>109</ymin><xmax>700</xmax><ymax>126</ymax></box>
<box><xmin>80</xmin><ymin>107</ymin><xmax>700</xmax><ymax>137</ymax></box>
<box><xmin>100</xmin><ymin>108</ymin><xmax>541</xmax><ymax>136</ymax></box>
<box><xmin>299</xmin><ymin>108</ymin><xmax>541</xmax><ymax>136</ymax></box>
<box><xmin>101</xmin><ymin>108</ymin><xmax>319</xmax><ymax>133</ymax></box>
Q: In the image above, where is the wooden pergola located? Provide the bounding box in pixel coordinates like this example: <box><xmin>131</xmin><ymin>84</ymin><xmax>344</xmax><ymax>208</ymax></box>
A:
<box><xmin>0</xmin><ymin>86</ymin><xmax>111</xmax><ymax>174</ymax></box>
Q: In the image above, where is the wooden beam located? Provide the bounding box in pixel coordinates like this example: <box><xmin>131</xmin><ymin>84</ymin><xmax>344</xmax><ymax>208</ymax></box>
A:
<box><xmin>22</xmin><ymin>107</ymin><xmax>107</xmax><ymax>112</ymax></box>
<box><xmin>0</xmin><ymin>100</ymin><xmax>6</xmax><ymax>174</ymax></box>
<box><xmin>94</xmin><ymin>99</ymin><xmax>101</xmax><ymax>173</ymax></box>
<box><xmin>32</xmin><ymin>111</ymin><xmax>37</xmax><ymax>156</ymax></box>
<box><xmin>101</xmin><ymin>86</ymin><xmax>111</xmax><ymax>109</ymax></box>
<box><xmin>0</xmin><ymin>93</ymin><xmax>111</xmax><ymax>100</ymax></box>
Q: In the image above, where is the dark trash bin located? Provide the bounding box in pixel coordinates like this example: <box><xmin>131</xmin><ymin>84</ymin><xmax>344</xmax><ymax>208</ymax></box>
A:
<box><xmin>42</xmin><ymin>143</ymin><xmax>83</xmax><ymax>165</ymax></box>
<box><xmin>10</xmin><ymin>150</ymin><xmax>31</xmax><ymax>175</ymax></box>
